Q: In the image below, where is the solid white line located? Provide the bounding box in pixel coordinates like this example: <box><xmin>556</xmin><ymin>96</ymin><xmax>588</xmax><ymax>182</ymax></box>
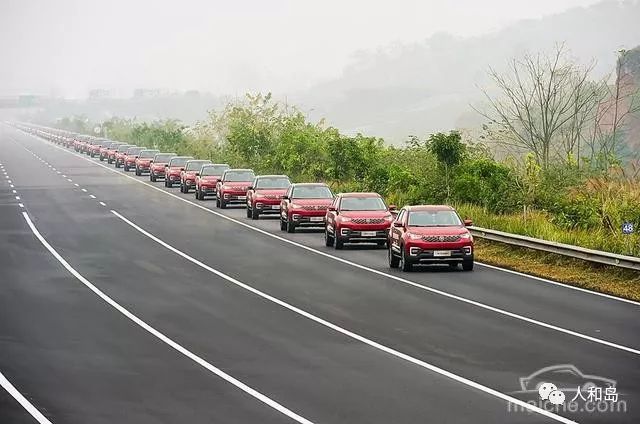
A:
<box><xmin>18</xmin><ymin>203</ymin><xmax>24</xmax><ymax>208</ymax></box>
<box><xmin>10</xmin><ymin>184</ymin><xmax>14</xmax><ymax>188</ymax></box>
<box><xmin>99</xmin><ymin>201</ymin><xmax>106</xmax><ymax>206</ymax></box>
<box><xmin>21</xmin><ymin>211</ymin><xmax>315</xmax><ymax>424</ymax></box>
<box><xmin>12</xmin><ymin>190</ymin><xmax>16</xmax><ymax>194</ymax></box>
<box><xmin>19</xmin><ymin>132</ymin><xmax>640</xmax><ymax>350</ymax></box>
<box><xmin>74</xmin><ymin>183</ymin><xmax>79</xmax><ymax>187</ymax></box>
<box><xmin>89</xmin><ymin>195</ymin><xmax>96</xmax><ymax>199</ymax></box>
<box><xmin>81</xmin><ymin>188</ymin><xmax>87</xmax><ymax>192</ymax></box>
<box><xmin>111</xmin><ymin>209</ymin><xmax>575</xmax><ymax>423</ymax></box>
<box><xmin>0</xmin><ymin>371</ymin><xmax>52</xmax><ymax>424</ymax></box>
<box><xmin>62</xmin><ymin>175</ymin><xmax>66</xmax><ymax>178</ymax></box>
<box><xmin>15</xmin><ymin>196</ymin><xmax>20</xmax><ymax>200</ymax></box>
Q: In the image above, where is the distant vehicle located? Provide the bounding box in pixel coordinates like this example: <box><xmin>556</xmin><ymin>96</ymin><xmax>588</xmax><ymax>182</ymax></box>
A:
<box><xmin>180</xmin><ymin>159</ymin><xmax>212</xmax><ymax>193</ymax></box>
<box><xmin>388</xmin><ymin>205</ymin><xmax>474</xmax><ymax>272</ymax></box>
<box><xmin>122</xmin><ymin>146</ymin><xmax>144</xmax><ymax>171</ymax></box>
<box><xmin>246</xmin><ymin>175</ymin><xmax>291</xmax><ymax>219</ymax></box>
<box><xmin>215</xmin><ymin>169</ymin><xmax>256</xmax><ymax>209</ymax></box>
<box><xmin>324</xmin><ymin>192</ymin><xmax>395</xmax><ymax>249</ymax></box>
<box><xmin>99</xmin><ymin>141</ymin><xmax>122</xmax><ymax>161</ymax></box>
<box><xmin>164</xmin><ymin>156</ymin><xmax>193</xmax><ymax>188</ymax></box>
<box><xmin>519</xmin><ymin>364</ymin><xmax>616</xmax><ymax>394</ymax></box>
<box><xmin>88</xmin><ymin>139</ymin><xmax>108</xmax><ymax>157</ymax></box>
<box><xmin>149</xmin><ymin>152</ymin><xmax>177</xmax><ymax>182</ymax></box>
<box><xmin>108</xmin><ymin>144</ymin><xmax>132</xmax><ymax>165</ymax></box>
<box><xmin>113</xmin><ymin>144</ymin><xmax>135</xmax><ymax>167</ymax></box>
<box><xmin>134</xmin><ymin>149</ymin><xmax>159</xmax><ymax>175</ymax></box>
<box><xmin>280</xmin><ymin>183</ymin><xmax>334</xmax><ymax>233</ymax></box>
<box><xmin>194</xmin><ymin>163</ymin><xmax>230</xmax><ymax>200</ymax></box>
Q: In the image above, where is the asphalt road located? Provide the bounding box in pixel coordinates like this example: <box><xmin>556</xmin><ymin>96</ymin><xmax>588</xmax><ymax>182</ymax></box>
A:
<box><xmin>1</xmin><ymin>124</ymin><xmax>639</xmax><ymax>424</ymax></box>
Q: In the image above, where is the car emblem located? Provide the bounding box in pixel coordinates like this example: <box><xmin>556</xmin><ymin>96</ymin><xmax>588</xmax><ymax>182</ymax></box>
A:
<box><xmin>366</xmin><ymin>218</ymin><xmax>372</xmax><ymax>223</ymax></box>
<box><xmin>439</xmin><ymin>236</ymin><xmax>444</xmax><ymax>241</ymax></box>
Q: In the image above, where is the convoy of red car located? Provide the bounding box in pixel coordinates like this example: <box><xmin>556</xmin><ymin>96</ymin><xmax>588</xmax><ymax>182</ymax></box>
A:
<box><xmin>16</xmin><ymin>125</ymin><xmax>475</xmax><ymax>271</ymax></box>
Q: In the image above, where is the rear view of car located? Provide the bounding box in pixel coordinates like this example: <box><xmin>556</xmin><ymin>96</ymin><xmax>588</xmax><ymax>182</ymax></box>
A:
<box><xmin>134</xmin><ymin>149</ymin><xmax>159</xmax><ymax>175</ymax></box>
<box><xmin>194</xmin><ymin>163</ymin><xmax>229</xmax><ymax>200</ymax></box>
<box><xmin>216</xmin><ymin>169</ymin><xmax>255</xmax><ymax>208</ymax></box>
<box><xmin>180</xmin><ymin>159</ymin><xmax>212</xmax><ymax>193</ymax></box>
<box><xmin>280</xmin><ymin>183</ymin><xmax>334</xmax><ymax>233</ymax></box>
<box><xmin>246</xmin><ymin>175</ymin><xmax>291</xmax><ymax>219</ymax></box>
<box><xmin>149</xmin><ymin>152</ymin><xmax>177</xmax><ymax>182</ymax></box>
<box><xmin>164</xmin><ymin>156</ymin><xmax>193</xmax><ymax>188</ymax></box>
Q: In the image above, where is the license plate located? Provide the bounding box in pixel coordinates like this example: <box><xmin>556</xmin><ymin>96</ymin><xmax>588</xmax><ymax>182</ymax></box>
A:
<box><xmin>238</xmin><ymin>196</ymin><xmax>246</xmax><ymax>200</ymax></box>
<box><xmin>361</xmin><ymin>231</ymin><xmax>376</xmax><ymax>237</ymax></box>
<box><xmin>310</xmin><ymin>216</ymin><xmax>324</xmax><ymax>222</ymax></box>
<box><xmin>434</xmin><ymin>250</ymin><xmax>451</xmax><ymax>257</ymax></box>
<box><xmin>271</xmin><ymin>205</ymin><xmax>280</xmax><ymax>210</ymax></box>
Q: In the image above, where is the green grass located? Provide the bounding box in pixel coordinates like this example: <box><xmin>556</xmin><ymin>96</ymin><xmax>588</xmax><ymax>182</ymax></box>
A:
<box><xmin>456</xmin><ymin>203</ymin><xmax>640</xmax><ymax>257</ymax></box>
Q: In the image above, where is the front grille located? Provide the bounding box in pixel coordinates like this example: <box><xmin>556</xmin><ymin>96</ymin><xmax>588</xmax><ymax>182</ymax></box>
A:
<box><xmin>261</xmin><ymin>194</ymin><xmax>281</xmax><ymax>199</ymax></box>
<box><xmin>351</xmin><ymin>218</ymin><xmax>385</xmax><ymax>224</ymax></box>
<box><xmin>229</xmin><ymin>186</ymin><xmax>247</xmax><ymax>191</ymax></box>
<box><xmin>421</xmin><ymin>235</ymin><xmax>461</xmax><ymax>242</ymax></box>
<box><xmin>300</xmin><ymin>205</ymin><xmax>326</xmax><ymax>211</ymax></box>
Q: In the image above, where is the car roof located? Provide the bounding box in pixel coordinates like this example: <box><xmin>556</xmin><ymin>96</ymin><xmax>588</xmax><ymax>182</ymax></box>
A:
<box><xmin>155</xmin><ymin>152</ymin><xmax>177</xmax><ymax>156</ymax></box>
<box><xmin>140</xmin><ymin>149</ymin><xmax>159</xmax><ymax>152</ymax></box>
<box><xmin>255</xmin><ymin>174</ymin><xmax>289</xmax><ymax>179</ymax></box>
<box><xmin>404</xmin><ymin>205</ymin><xmax>455</xmax><ymax>212</ymax></box>
<box><xmin>185</xmin><ymin>159</ymin><xmax>210</xmax><ymax>163</ymax></box>
<box><xmin>291</xmin><ymin>182</ymin><xmax>329</xmax><ymax>187</ymax></box>
<box><xmin>201</xmin><ymin>163</ymin><xmax>229</xmax><ymax>167</ymax></box>
<box><xmin>169</xmin><ymin>156</ymin><xmax>193</xmax><ymax>160</ymax></box>
<box><xmin>337</xmin><ymin>192</ymin><xmax>382</xmax><ymax>198</ymax></box>
<box><xmin>224</xmin><ymin>168</ymin><xmax>254</xmax><ymax>172</ymax></box>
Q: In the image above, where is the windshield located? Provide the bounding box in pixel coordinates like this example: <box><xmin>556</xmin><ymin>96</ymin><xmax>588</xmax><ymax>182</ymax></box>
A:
<box><xmin>201</xmin><ymin>165</ymin><xmax>229</xmax><ymax>176</ymax></box>
<box><xmin>153</xmin><ymin>153</ymin><xmax>175</xmax><ymax>163</ymax></box>
<box><xmin>169</xmin><ymin>157</ymin><xmax>192</xmax><ymax>167</ymax></box>
<box><xmin>139</xmin><ymin>150</ymin><xmax>159</xmax><ymax>159</ymax></box>
<box><xmin>224</xmin><ymin>171</ymin><xmax>255</xmax><ymax>182</ymax></box>
<box><xmin>340</xmin><ymin>197</ymin><xmax>386</xmax><ymax>211</ymax></box>
<box><xmin>116</xmin><ymin>145</ymin><xmax>132</xmax><ymax>152</ymax></box>
<box><xmin>408</xmin><ymin>210</ymin><xmax>462</xmax><ymax>227</ymax></box>
<box><xmin>126</xmin><ymin>147</ymin><xmax>143</xmax><ymax>155</ymax></box>
<box><xmin>255</xmin><ymin>177</ymin><xmax>291</xmax><ymax>189</ymax></box>
<box><xmin>186</xmin><ymin>160</ymin><xmax>211</xmax><ymax>171</ymax></box>
<box><xmin>292</xmin><ymin>185</ymin><xmax>333</xmax><ymax>199</ymax></box>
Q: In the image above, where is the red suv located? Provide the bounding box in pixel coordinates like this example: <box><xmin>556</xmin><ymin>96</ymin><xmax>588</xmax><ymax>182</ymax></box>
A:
<box><xmin>246</xmin><ymin>175</ymin><xmax>291</xmax><ymax>219</ymax></box>
<box><xmin>388</xmin><ymin>205</ymin><xmax>474</xmax><ymax>271</ymax></box>
<box><xmin>180</xmin><ymin>159</ymin><xmax>212</xmax><ymax>193</ymax></box>
<box><xmin>149</xmin><ymin>152</ymin><xmax>177</xmax><ymax>182</ymax></box>
<box><xmin>107</xmin><ymin>144</ymin><xmax>132</xmax><ymax>164</ymax></box>
<box><xmin>134</xmin><ymin>149</ymin><xmax>159</xmax><ymax>175</ymax></box>
<box><xmin>164</xmin><ymin>156</ymin><xmax>193</xmax><ymax>188</ymax></box>
<box><xmin>114</xmin><ymin>145</ymin><xmax>136</xmax><ymax>168</ymax></box>
<box><xmin>99</xmin><ymin>141</ymin><xmax>122</xmax><ymax>161</ymax></box>
<box><xmin>194</xmin><ymin>163</ymin><xmax>230</xmax><ymax>200</ymax></box>
<box><xmin>280</xmin><ymin>183</ymin><xmax>334</xmax><ymax>233</ymax></box>
<box><xmin>122</xmin><ymin>146</ymin><xmax>144</xmax><ymax>171</ymax></box>
<box><xmin>88</xmin><ymin>139</ymin><xmax>108</xmax><ymax>157</ymax></box>
<box><xmin>216</xmin><ymin>169</ymin><xmax>256</xmax><ymax>209</ymax></box>
<box><xmin>324</xmin><ymin>192</ymin><xmax>395</xmax><ymax>249</ymax></box>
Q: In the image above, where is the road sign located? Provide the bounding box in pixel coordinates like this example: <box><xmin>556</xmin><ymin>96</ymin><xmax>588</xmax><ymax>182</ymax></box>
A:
<box><xmin>622</xmin><ymin>222</ymin><xmax>634</xmax><ymax>235</ymax></box>
<box><xmin>93</xmin><ymin>126</ymin><xmax>101</xmax><ymax>134</ymax></box>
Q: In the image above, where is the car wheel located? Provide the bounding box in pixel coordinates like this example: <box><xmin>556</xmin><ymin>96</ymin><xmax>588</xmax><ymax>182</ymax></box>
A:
<box><xmin>198</xmin><ymin>189</ymin><xmax>205</xmax><ymax>201</ymax></box>
<box><xmin>219</xmin><ymin>198</ymin><xmax>227</xmax><ymax>209</ymax></box>
<box><xmin>324</xmin><ymin>229</ymin><xmax>334</xmax><ymax>246</ymax></box>
<box><xmin>115</xmin><ymin>162</ymin><xmax>120</xmax><ymax>168</ymax></box>
<box><xmin>184</xmin><ymin>184</ymin><xmax>189</xmax><ymax>193</ymax></box>
<box><xmin>462</xmin><ymin>260</ymin><xmax>474</xmax><ymax>271</ymax></box>
<box><xmin>334</xmin><ymin>236</ymin><xmax>344</xmax><ymax>249</ymax></box>
<box><xmin>388</xmin><ymin>246</ymin><xmax>400</xmax><ymax>268</ymax></box>
<box><xmin>167</xmin><ymin>180</ymin><xmax>173</xmax><ymax>188</ymax></box>
<box><xmin>377</xmin><ymin>241</ymin><xmax>387</xmax><ymax>248</ymax></box>
<box><xmin>150</xmin><ymin>174</ymin><xmax>156</xmax><ymax>182</ymax></box>
<box><xmin>99</xmin><ymin>156</ymin><xmax>104</xmax><ymax>162</ymax></box>
<box><xmin>286</xmin><ymin>219</ymin><xmax>296</xmax><ymax>233</ymax></box>
<box><xmin>400</xmin><ymin>247</ymin><xmax>412</xmax><ymax>272</ymax></box>
<box><xmin>280</xmin><ymin>217</ymin><xmax>286</xmax><ymax>231</ymax></box>
<box><xmin>246</xmin><ymin>205</ymin><xmax>252</xmax><ymax>218</ymax></box>
<box><xmin>124</xmin><ymin>165</ymin><xmax>129</xmax><ymax>172</ymax></box>
<box><xmin>251</xmin><ymin>207</ymin><xmax>259</xmax><ymax>220</ymax></box>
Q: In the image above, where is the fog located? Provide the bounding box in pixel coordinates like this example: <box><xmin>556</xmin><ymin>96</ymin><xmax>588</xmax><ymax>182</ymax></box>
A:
<box><xmin>2</xmin><ymin>0</ymin><xmax>638</xmax><ymax>140</ymax></box>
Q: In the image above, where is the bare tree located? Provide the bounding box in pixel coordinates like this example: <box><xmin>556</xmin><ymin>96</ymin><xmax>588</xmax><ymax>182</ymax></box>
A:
<box><xmin>475</xmin><ymin>45</ymin><xmax>600</xmax><ymax>168</ymax></box>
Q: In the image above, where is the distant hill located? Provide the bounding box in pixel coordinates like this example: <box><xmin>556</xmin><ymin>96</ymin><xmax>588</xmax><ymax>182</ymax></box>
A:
<box><xmin>295</xmin><ymin>0</ymin><xmax>640</xmax><ymax>144</ymax></box>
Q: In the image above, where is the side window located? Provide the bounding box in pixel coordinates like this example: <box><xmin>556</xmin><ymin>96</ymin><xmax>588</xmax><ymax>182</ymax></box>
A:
<box><xmin>396</xmin><ymin>209</ymin><xmax>406</xmax><ymax>224</ymax></box>
<box><xmin>286</xmin><ymin>186</ymin><xmax>293</xmax><ymax>198</ymax></box>
<box><xmin>333</xmin><ymin>196</ymin><xmax>340</xmax><ymax>210</ymax></box>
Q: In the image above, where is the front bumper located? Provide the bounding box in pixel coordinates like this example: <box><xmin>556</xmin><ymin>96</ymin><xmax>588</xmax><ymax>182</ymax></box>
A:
<box><xmin>199</xmin><ymin>185</ymin><xmax>217</xmax><ymax>195</ymax></box>
<box><xmin>405</xmin><ymin>245</ymin><xmax>473</xmax><ymax>264</ymax></box>
<box><xmin>222</xmin><ymin>192</ymin><xmax>248</xmax><ymax>204</ymax></box>
<box><xmin>289</xmin><ymin>211</ymin><xmax>326</xmax><ymax>227</ymax></box>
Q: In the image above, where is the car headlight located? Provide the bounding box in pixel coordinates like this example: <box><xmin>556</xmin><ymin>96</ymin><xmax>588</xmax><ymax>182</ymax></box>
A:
<box><xmin>460</xmin><ymin>232</ymin><xmax>473</xmax><ymax>240</ymax></box>
<box><xmin>384</xmin><ymin>214</ymin><xmax>394</xmax><ymax>221</ymax></box>
<box><xmin>289</xmin><ymin>203</ymin><xmax>301</xmax><ymax>209</ymax></box>
<box><xmin>339</xmin><ymin>216</ymin><xmax>352</xmax><ymax>222</ymax></box>
<box><xmin>407</xmin><ymin>233</ymin><xmax>423</xmax><ymax>240</ymax></box>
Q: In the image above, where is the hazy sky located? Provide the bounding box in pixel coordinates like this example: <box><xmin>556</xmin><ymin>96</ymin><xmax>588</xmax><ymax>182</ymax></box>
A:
<box><xmin>1</xmin><ymin>0</ymin><xmax>604</xmax><ymax>97</ymax></box>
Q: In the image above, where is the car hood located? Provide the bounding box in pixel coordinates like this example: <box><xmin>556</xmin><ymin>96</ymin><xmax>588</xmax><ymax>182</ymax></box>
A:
<box><xmin>255</xmin><ymin>189</ymin><xmax>287</xmax><ymax>196</ymax></box>
<box><xmin>137</xmin><ymin>158</ymin><xmax>152</xmax><ymax>163</ymax></box>
<box><xmin>406</xmin><ymin>226</ymin><xmax>468</xmax><ymax>236</ymax></box>
<box><xmin>339</xmin><ymin>210</ymin><xmax>390</xmax><ymax>219</ymax></box>
<box><xmin>221</xmin><ymin>181</ymin><xmax>252</xmax><ymax>188</ymax></box>
<box><xmin>290</xmin><ymin>198</ymin><xmax>333</xmax><ymax>206</ymax></box>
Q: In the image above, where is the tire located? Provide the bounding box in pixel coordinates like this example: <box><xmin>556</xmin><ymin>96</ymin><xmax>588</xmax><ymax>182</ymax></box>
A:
<box><xmin>325</xmin><ymin>229</ymin><xmax>334</xmax><ymax>246</ymax></box>
<box><xmin>183</xmin><ymin>184</ymin><xmax>189</xmax><ymax>194</ymax></box>
<box><xmin>219</xmin><ymin>198</ymin><xmax>227</xmax><ymax>209</ymax></box>
<box><xmin>179</xmin><ymin>183</ymin><xmax>184</xmax><ymax>193</ymax></box>
<box><xmin>462</xmin><ymin>260</ymin><xmax>474</xmax><ymax>271</ymax></box>
<box><xmin>150</xmin><ymin>174</ymin><xmax>156</xmax><ymax>182</ymax></box>
<box><xmin>124</xmin><ymin>165</ymin><xmax>129</xmax><ymax>172</ymax></box>
<box><xmin>195</xmin><ymin>189</ymin><xmax>200</xmax><ymax>200</ymax></box>
<box><xmin>99</xmin><ymin>156</ymin><xmax>104</xmax><ymax>162</ymax></box>
<box><xmin>400</xmin><ymin>247</ymin><xmax>413</xmax><ymax>272</ymax></box>
<box><xmin>280</xmin><ymin>217</ymin><xmax>286</xmax><ymax>231</ymax></box>
<box><xmin>334</xmin><ymin>236</ymin><xmax>344</xmax><ymax>249</ymax></box>
<box><xmin>246</xmin><ymin>205</ymin><xmax>252</xmax><ymax>218</ymax></box>
<box><xmin>197</xmin><ymin>189</ymin><xmax>205</xmax><ymax>200</ymax></box>
<box><xmin>135</xmin><ymin>168</ymin><xmax>140</xmax><ymax>176</ymax></box>
<box><xmin>388</xmin><ymin>246</ymin><xmax>400</xmax><ymax>268</ymax></box>
<box><xmin>286</xmin><ymin>219</ymin><xmax>296</xmax><ymax>233</ymax></box>
<box><xmin>449</xmin><ymin>263</ymin><xmax>459</xmax><ymax>269</ymax></box>
<box><xmin>251</xmin><ymin>207</ymin><xmax>259</xmax><ymax>220</ymax></box>
<box><xmin>167</xmin><ymin>180</ymin><xmax>173</xmax><ymax>188</ymax></box>
<box><xmin>108</xmin><ymin>158</ymin><xmax>113</xmax><ymax>164</ymax></box>
<box><xmin>115</xmin><ymin>161</ymin><xmax>120</xmax><ymax>168</ymax></box>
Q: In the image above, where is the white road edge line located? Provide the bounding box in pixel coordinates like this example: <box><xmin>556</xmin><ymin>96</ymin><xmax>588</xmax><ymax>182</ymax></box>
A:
<box><xmin>21</xmin><ymin>211</ymin><xmax>314</xmax><ymax>424</ymax></box>
<box><xmin>20</xmin><ymin>133</ymin><xmax>640</xmax><ymax>352</ymax></box>
<box><xmin>111</xmin><ymin>208</ymin><xmax>575</xmax><ymax>423</ymax></box>
<box><xmin>0</xmin><ymin>370</ymin><xmax>52</xmax><ymax>424</ymax></box>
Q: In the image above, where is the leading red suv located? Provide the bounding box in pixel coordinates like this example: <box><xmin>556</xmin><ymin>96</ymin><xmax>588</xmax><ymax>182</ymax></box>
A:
<box><xmin>324</xmin><ymin>192</ymin><xmax>395</xmax><ymax>249</ymax></box>
<box><xmin>388</xmin><ymin>205</ymin><xmax>474</xmax><ymax>272</ymax></box>
<box><xmin>194</xmin><ymin>163</ymin><xmax>230</xmax><ymax>200</ymax></box>
<box><xmin>164</xmin><ymin>156</ymin><xmax>193</xmax><ymax>188</ymax></box>
<box><xmin>149</xmin><ymin>152</ymin><xmax>177</xmax><ymax>182</ymax></box>
<box><xmin>180</xmin><ymin>159</ymin><xmax>212</xmax><ymax>193</ymax></box>
<box><xmin>134</xmin><ymin>149</ymin><xmax>159</xmax><ymax>175</ymax></box>
<box><xmin>246</xmin><ymin>175</ymin><xmax>291</xmax><ymax>219</ymax></box>
<box><xmin>280</xmin><ymin>183</ymin><xmax>334</xmax><ymax>233</ymax></box>
<box><xmin>216</xmin><ymin>169</ymin><xmax>255</xmax><ymax>209</ymax></box>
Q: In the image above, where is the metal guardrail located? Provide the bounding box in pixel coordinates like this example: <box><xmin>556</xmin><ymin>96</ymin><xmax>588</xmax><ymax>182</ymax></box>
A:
<box><xmin>469</xmin><ymin>226</ymin><xmax>640</xmax><ymax>271</ymax></box>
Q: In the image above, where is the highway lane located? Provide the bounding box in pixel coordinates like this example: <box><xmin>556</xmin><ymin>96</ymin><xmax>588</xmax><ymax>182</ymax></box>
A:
<box><xmin>3</xmin><ymin>125</ymin><xmax>640</xmax><ymax>423</ymax></box>
<box><xmin>0</xmin><ymin>130</ymin><xmax>560</xmax><ymax>423</ymax></box>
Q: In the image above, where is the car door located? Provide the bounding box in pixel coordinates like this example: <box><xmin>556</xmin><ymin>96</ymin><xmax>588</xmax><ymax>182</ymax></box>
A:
<box><xmin>389</xmin><ymin>208</ymin><xmax>406</xmax><ymax>248</ymax></box>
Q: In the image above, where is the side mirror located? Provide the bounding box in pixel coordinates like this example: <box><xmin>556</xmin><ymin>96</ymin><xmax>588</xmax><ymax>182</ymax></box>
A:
<box><xmin>180</xmin><ymin>168</ymin><xmax>185</xmax><ymax>171</ymax></box>
<box><xmin>164</xmin><ymin>164</ymin><xmax>169</xmax><ymax>167</ymax></box>
<box><xmin>281</xmin><ymin>195</ymin><xmax>289</xmax><ymax>200</ymax></box>
<box><xmin>134</xmin><ymin>155</ymin><xmax>139</xmax><ymax>159</ymax></box>
<box><xmin>464</xmin><ymin>219</ymin><xmax>473</xmax><ymax>227</ymax></box>
<box><xmin>393</xmin><ymin>221</ymin><xmax>404</xmax><ymax>228</ymax></box>
<box><xmin>247</xmin><ymin>186</ymin><xmax>253</xmax><ymax>190</ymax></box>
<box><xmin>149</xmin><ymin>160</ymin><xmax>153</xmax><ymax>163</ymax></box>
<box><xmin>327</xmin><ymin>206</ymin><xmax>337</xmax><ymax>212</ymax></box>
<box><xmin>195</xmin><ymin>172</ymin><xmax>200</xmax><ymax>176</ymax></box>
